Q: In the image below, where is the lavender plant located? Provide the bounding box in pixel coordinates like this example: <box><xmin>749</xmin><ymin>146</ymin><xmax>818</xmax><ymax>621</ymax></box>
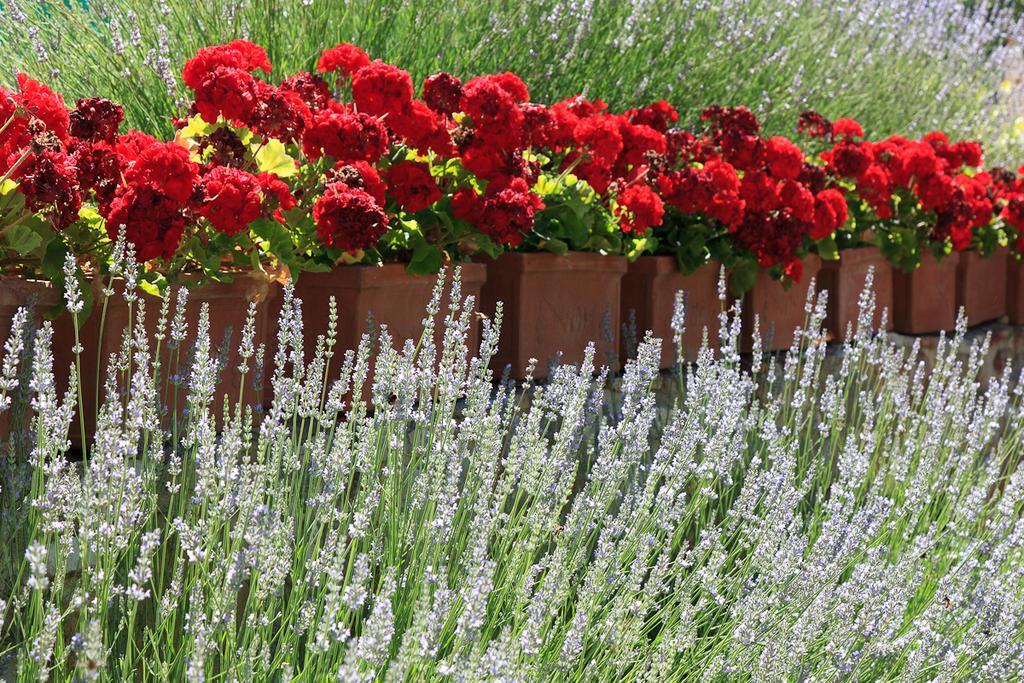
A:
<box><xmin>3</xmin><ymin>0</ymin><xmax>1024</xmax><ymax>162</ymax></box>
<box><xmin>0</xmin><ymin>266</ymin><xmax>1022</xmax><ymax>680</ymax></box>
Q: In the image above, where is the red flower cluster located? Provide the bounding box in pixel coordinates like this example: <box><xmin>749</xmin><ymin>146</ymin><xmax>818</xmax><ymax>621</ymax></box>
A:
<box><xmin>3</xmin><ymin>41</ymin><xmax>1014</xmax><ymax>285</ymax></box>
<box><xmin>814</xmin><ymin>118</ymin><xmax>989</xmax><ymax>251</ymax></box>
<box><xmin>313</xmin><ymin>183</ymin><xmax>389</xmax><ymax>253</ymax></box>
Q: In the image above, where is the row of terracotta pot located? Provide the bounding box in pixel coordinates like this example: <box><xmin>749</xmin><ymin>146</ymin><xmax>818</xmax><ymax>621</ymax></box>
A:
<box><xmin>624</xmin><ymin>246</ymin><xmax>1022</xmax><ymax>370</ymax></box>
<box><xmin>0</xmin><ymin>247</ymin><xmax>1016</xmax><ymax>442</ymax></box>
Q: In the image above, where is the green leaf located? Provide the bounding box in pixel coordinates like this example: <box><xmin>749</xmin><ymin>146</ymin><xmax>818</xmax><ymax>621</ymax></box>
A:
<box><xmin>139</xmin><ymin>271</ymin><xmax>168</xmax><ymax>297</ymax></box>
<box><xmin>728</xmin><ymin>258</ymin><xmax>758</xmax><ymax>296</ymax></box>
<box><xmin>251</xmin><ymin>218</ymin><xmax>297</xmax><ymax>269</ymax></box>
<box><xmin>538</xmin><ymin>237</ymin><xmax>569</xmax><ymax>256</ymax></box>
<box><xmin>255</xmin><ymin>139</ymin><xmax>298</xmax><ymax>178</ymax></box>
<box><xmin>5</xmin><ymin>217</ymin><xmax>48</xmax><ymax>256</ymax></box>
<box><xmin>817</xmin><ymin>235</ymin><xmax>839</xmax><ymax>261</ymax></box>
<box><xmin>407</xmin><ymin>241</ymin><xmax>443</xmax><ymax>275</ymax></box>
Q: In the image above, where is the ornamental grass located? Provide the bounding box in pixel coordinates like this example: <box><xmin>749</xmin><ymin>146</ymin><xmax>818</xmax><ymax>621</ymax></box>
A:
<box><xmin>0</xmin><ymin>256</ymin><xmax>1021</xmax><ymax>680</ymax></box>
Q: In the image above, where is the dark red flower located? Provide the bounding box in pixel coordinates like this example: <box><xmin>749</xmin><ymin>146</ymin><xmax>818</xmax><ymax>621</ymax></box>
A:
<box><xmin>69</xmin><ymin>97</ymin><xmax>124</xmax><ymax>143</ymax></box>
<box><xmin>1002</xmin><ymin>194</ymin><xmax>1024</xmax><ymax>229</ymax></box>
<box><xmin>123</xmin><ymin>141</ymin><xmax>198</xmax><ymax>205</ymax></box>
<box><xmin>316</xmin><ymin>43</ymin><xmax>371</xmax><ymax>78</ymax></box>
<box><xmin>313</xmin><ymin>183</ymin><xmax>389</xmax><ymax>253</ymax></box>
<box><xmin>826</xmin><ymin>140</ymin><xmax>873</xmax><ymax>178</ymax></box>
<box><xmin>280</xmin><ymin>71</ymin><xmax>331</xmax><ymax>111</ymax></box>
<box><xmin>16</xmin><ymin>149</ymin><xmax>81</xmax><ymax>229</ymax></box>
<box><xmin>104</xmin><ymin>186</ymin><xmax>187</xmax><ymax>261</ymax></box>
<box><xmin>182</xmin><ymin>40</ymin><xmax>271</xmax><ymax>91</ymax></box>
<box><xmin>198</xmin><ymin>166</ymin><xmax>263</xmax><ymax>236</ymax></box>
<box><xmin>422</xmin><ymin>72</ymin><xmax>463</xmax><ymax>117</ymax></box>
<box><xmin>384</xmin><ymin>160</ymin><xmax>440</xmax><ymax>212</ymax></box>
<box><xmin>733</xmin><ymin>211</ymin><xmax>809</xmax><ymax>268</ymax></box>
<box><xmin>474</xmin><ymin>177</ymin><xmax>544</xmax><ymax>246</ymax></box>
<box><xmin>797</xmin><ymin>110</ymin><xmax>832</xmax><ymax>138</ymax></box>
<box><xmin>249</xmin><ymin>82</ymin><xmax>310</xmax><ymax>143</ymax></box>
<box><xmin>351</xmin><ymin>60</ymin><xmax>414</xmax><ymax>118</ymax></box>
<box><xmin>331</xmin><ymin>160</ymin><xmax>386</xmax><ymax>205</ymax></box>
<box><xmin>70</xmin><ymin>139</ymin><xmax>121</xmax><ymax>210</ymax></box>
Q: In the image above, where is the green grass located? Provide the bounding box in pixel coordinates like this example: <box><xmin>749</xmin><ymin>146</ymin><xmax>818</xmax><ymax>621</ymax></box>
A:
<box><xmin>2</xmin><ymin>0</ymin><xmax>1023</xmax><ymax>161</ymax></box>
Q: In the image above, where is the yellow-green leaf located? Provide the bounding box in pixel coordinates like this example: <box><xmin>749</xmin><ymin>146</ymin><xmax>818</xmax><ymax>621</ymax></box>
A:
<box><xmin>255</xmin><ymin>139</ymin><xmax>297</xmax><ymax>178</ymax></box>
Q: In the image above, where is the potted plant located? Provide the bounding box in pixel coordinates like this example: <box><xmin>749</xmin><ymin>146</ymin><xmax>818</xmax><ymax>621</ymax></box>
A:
<box><xmin>817</xmin><ymin>124</ymin><xmax>988</xmax><ymax>335</ymax></box>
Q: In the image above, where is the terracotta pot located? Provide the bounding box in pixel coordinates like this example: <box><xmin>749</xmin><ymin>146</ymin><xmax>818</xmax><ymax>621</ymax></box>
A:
<box><xmin>620</xmin><ymin>257</ymin><xmax>721</xmax><ymax>368</ymax></box>
<box><xmin>292</xmin><ymin>263</ymin><xmax>487</xmax><ymax>383</ymax></box>
<box><xmin>70</xmin><ymin>274</ymin><xmax>279</xmax><ymax>446</ymax></box>
<box><xmin>742</xmin><ymin>255</ymin><xmax>822</xmax><ymax>352</ymax></box>
<box><xmin>956</xmin><ymin>248</ymin><xmax>1007</xmax><ymax>326</ymax></box>
<box><xmin>891</xmin><ymin>251</ymin><xmax>960</xmax><ymax>334</ymax></box>
<box><xmin>0</xmin><ymin>278</ymin><xmax>63</xmax><ymax>447</ymax></box>
<box><xmin>819</xmin><ymin>246</ymin><xmax>894</xmax><ymax>341</ymax></box>
<box><xmin>1007</xmin><ymin>256</ymin><xmax>1024</xmax><ymax>325</ymax></box>
<box><xmin>479</xmin><ymin>252</ymin><xmax>627</xmax><ymax>379</ymax></box>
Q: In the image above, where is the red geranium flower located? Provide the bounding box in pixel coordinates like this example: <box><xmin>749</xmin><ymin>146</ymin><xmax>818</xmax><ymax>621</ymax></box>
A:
<box><xmin>625</xmin><ymin>100</ymin><xmax>678</xmax><ymax>133</ymax></box>
<box><xmin>832</xmin><ymin>118</ymin><xmax>864</xmax><ymax>139</ymax></box>
<box><xmin>384</xmin><ymin>160</ymin><xmax>440</xmax><ymax>212</ymax></box>
<box><xmin>765</xmin><ymin>136</ymin><xmax>804</xmax><ymax>180</ymax></box>
<box><xmin>193</xmin><ymin>66</ymin><xmax>260</xmax><ymax>124</ymax></box>
<box><xmin>69</xmin><ymin>97</ymin><xmax>124</xmax><ymax>143</ymax></box>
<box><xmin>104</xmin><ymin>186</ymin><xmax>188</xmax><ymax>261</ymax></box>
<box><xmin>114</xmin><ymin>130</ymin><xmax>160</xmax><ymax>164</ymax></box>
<box><xmin>0</xmin><ymin>75</ymin><xmax>70</xmax><ymax>150</ymax></box>
<box><xmin>316</xmin><ymin>43</ymin><xmax>371</xmax><ymax>78</ymax></box>
<box><xmin>422</xmin><ymin>72</ymin><xmax>463</xmax><ymax>117</ymax></box>
<box><xmin>331</xmin><ymin>160</ymin><xmax>386</xmax><ymax>205</ymax></box>
<box><xmin>257</xmin><ymin>171</ymin><xmax>297</xmax><ymax>220</ymax></box>
<box><xmin>812</xmin><ymin>188</ymin><xmax>848</xmax><ymax>239</ymax></box>
<box><xmin>302</xmin><ymin>105</ymin><xmax>389</xmax><ymax>163</ymax></box>
<box><xmin>460</xmin><ymin>76</ymin><xmax>524</xmax><ymax>148</ymax></box>
<box><xmin>313</xmin><ymin>183</ymin><xmax>389</xmax><ymax>253</ymax></box>
<box><xmin>249</xmin><ymin>82</ymin><xmax>310</xmax><ymax>143</ymax></box>
<box><xmin>123</xmin><ymin>141</ymin><xmax>198</xmax><ymax>205</ymax></box>
<box><xmin>460</xmin><ymin>177</ymin><xmax>544</xmax><ymax>246</ymax></box>
<box><xmin>16</xmin><ymin>149</ymin><xmax>81</xmax><ymax>229</ymax></box>
<box><xmin>615</xmin><ymin>184</ymin><xmax>664</xmax><ymax>235</ymax></box>
<box><xmin>280</xmin><ymin>71</ymin><xmax>331</xmax><ymax>111</ymax></box>
<box><xmin>351</xmin><ymin>60</ymin><xmax>414</xmax><ymax>118</ymax></box>
<box><xmin>182</xmin><ymin>40</ymin><xmax>271</xmax><ymax>90</ymax></box>
<box><xmin>389</xmin><ymin>100</ymin><xmax>454</xmax><ymax>156</ymax></box>
<box><xmin>198</xmin><ymin>166</ymin><xmax>263</xmax><ymax>236</ymax></box>
<box><xmin>779</xmin><ymin>179</ymin><xmax>815</xmax><ymax>223</ymax></box>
